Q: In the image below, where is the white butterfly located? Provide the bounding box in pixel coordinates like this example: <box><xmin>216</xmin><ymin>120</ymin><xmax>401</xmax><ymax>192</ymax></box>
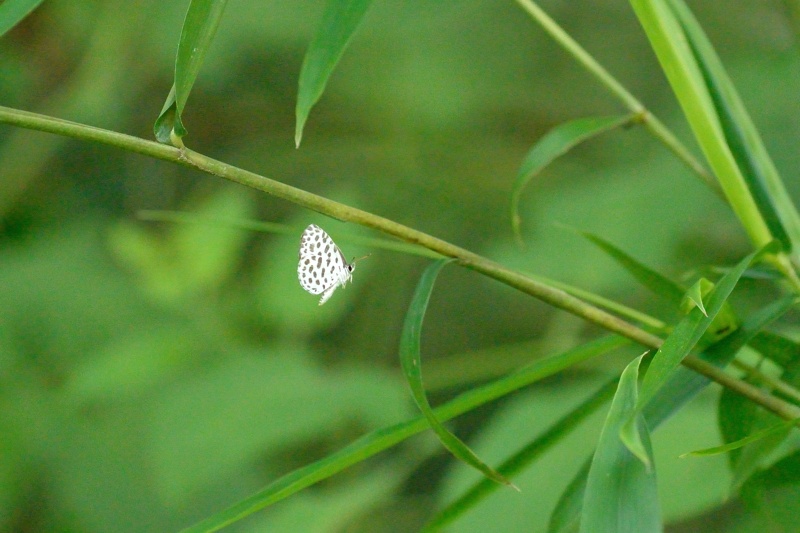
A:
<box><xmin>297</xmin><ymin>224</ymin><xmax>364</xmax><ymax>305</ymax></box>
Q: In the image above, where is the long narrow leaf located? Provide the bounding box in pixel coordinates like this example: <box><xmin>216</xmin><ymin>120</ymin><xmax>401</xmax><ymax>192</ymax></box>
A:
<box><xmin>295</xmin><ymin>0</ymin><xmax>373</xmax><ymax>147</ymax></box>
<box><xmin>400</xmin><ymin>259</ymin><xmax>513</xmax><ymax>487</ymax></box>
<box><xmin>621</xmin><ymin>246</ymin><xmax>765</xmax><ymax>465</ymax></box>
<box><xmin>424</xmin><ymin>378</ymin><xmax>618</xmax><ymax>531</ymax></box>
<box><xmin>577</xmin><ymin>229</ymin><xmax>684</xmax><ymax>305</ymax></box>
<box><xmin>180</xmin><ymin>335</ymin><xmax>627</xmax><ymax>532</ymax></box>
<box><xmin>511</xmin><ymin>115</ymin><xmax>633</xmax><ymax>243</ymax></box>
<box><xmin>0</xmin><ymin>0</ymin><xmax>45</xmax><ymax>37</ymax></box>
<box><xmin>682</xmin><ymin>417</ymin><xmax>799</xmax><ymax>458</ymax></box>
<box><xmin>581</xmin><ymin>354</ymin><xmax>662</xmax><ymax>533</ymax></box>
<box><xmin>550</xmin><ymin>295</ymin><xmax>796</xmax><ymax>530</ymax></box>
<box><xmin>629</xmin><ymin>0</ymin><xmax>773</xmax><ymax>249</ymax></box>
<box><xmin>154</xmin><ymin>0</ymin><xmax>229</xmax><ymax>143</ymax></box>
<box><xmin>668</xmin><ymin>0</ymin><xmax>800</xmax><ymax>258</ymax></box>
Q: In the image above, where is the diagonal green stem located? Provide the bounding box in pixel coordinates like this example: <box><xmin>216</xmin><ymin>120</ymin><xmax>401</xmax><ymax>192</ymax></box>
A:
<box><xmin>0</xmin><ymin>105</ymin><xmax>797</xmax><ymax>422</ymax></box>
<box><xmin>512</xmin><ymin>0</ymin><xmax>720</xmax><ymax>196</ymax></box>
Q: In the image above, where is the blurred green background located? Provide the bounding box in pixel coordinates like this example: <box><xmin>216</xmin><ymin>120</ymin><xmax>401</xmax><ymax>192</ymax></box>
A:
<box><xmin>1</xmin><ymin>0</ymin><xmax>798</xmax><ymax>531</ymax></box>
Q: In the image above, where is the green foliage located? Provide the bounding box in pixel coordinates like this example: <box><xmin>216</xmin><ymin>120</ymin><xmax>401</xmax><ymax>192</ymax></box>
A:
<box><xmin>1</xmin><ymin>1</ymin><xmax>800</xmax><ymax>532</ymax></box>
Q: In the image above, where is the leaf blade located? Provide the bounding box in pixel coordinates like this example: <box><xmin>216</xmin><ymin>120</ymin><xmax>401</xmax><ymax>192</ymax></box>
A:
<box><xmin>400</xmin><ymin>259</ymin><xmax>513</xmax><ymax>487</ymax></box>
<box><xmin>295</xmin><ymin>0</ymin><xmax>374</xmax><ymax>147</ymax></box>
<box><xmin>0</xmin><ymin>0</ymin><xmax>45</xmax><ymax>37</ymax></box>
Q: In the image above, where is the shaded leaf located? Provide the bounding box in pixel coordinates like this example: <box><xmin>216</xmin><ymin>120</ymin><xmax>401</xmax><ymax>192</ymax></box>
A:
<box><xmin>548</xmin><ymin>456</ymin><xmax>592</xmax><ymax>533</ymax></box>
<box><xmin>0</xmin><ymin>0</ymin><xmax>45</xmax><ymax>37</ymax></box>
<box><xmin>581</xmin><ymin>354</ymin><xmax>661</xmax><ymax>533</ymax></box>
<box><xmin>154</xmin><ymin>0</ymin><xmax>229</xmax><ymax>143</ymax></box>
<box><xmin>576</xmin><ymin>229</ymin><xmax>684</xmax><ymax>305</ymax></box>
<box><xmin>740</xmin><ymin>449</ymin><xmax>800</xmax><ymax>530</ymax></box>
<box><xmin>511</xmin><ymin>115</ymin><xmax>633</xmax><ymax>243</ymax></box>
<box><xmin>400</xmin><ymin>259</ymin><xmax>513</xmax><ymax>487</ymax></box>
<box><xmin>682</xmin><ymin>417</ymin><xmax>798</xmax><ymax>458</ymax></box>
<box><xmin>295</xmin><ymin>0</ymin><xmax>374</xmax><ymax>147</ymax></box>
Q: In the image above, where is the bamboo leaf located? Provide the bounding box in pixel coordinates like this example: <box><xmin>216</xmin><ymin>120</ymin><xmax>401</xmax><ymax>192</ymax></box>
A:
<box><xmin>510</xmin><ymin>115</ymin><xmax>633</xmax><ymax>243</ymax></box>
<box><xmin>295</xmin><ymin>0</ymin><xmax>373</xmax><ymax>147</ymax></box>
<box><xmin>424</xmin><ymin>378</ymin><xmax>618</xmax><ymax>532</ymax></box>
<box><xmin>581</xmin><ymin>354</ymin><xmax>662</xmax><ymax>533</ymax></box>
<box><xmin>667</xmin><ymin>0</ymin><xmax>800</xmax><ymax>258</ymax></box>
<box><xmin>154</xmin><ymin>0</ymin><xmax>229</xmax><ymax>144</ymax></box>
<box><xmin>400</xmin><ymin>259</ymin><xmax>514</xmax><ymax>488</ymax></box>
<box><xmin>179</xmin><ymin>336</ymin><xmax>627</xmax><ymax>532</ymax></box>
<box><xmin>628</xmin><ymin>0</ymin><xmax>773</xmax><ymax>249</ymax></box>
<box><xmin>682</xmin><ymin>417</ymin><xmax>799</xmax><ymax>458</ymax></box>
<box><xmin>621</xmin><ymin>247</ymin><xmax>764</xmax><ymax>465</ymax></box>
<box><xmin>576</xmin><ymin>229</ymin><xmax>684</xmax><ymax>305</ymax></box>
<box><xmin>0</xmin><ymin>0</ymin><xmax>45</xmax><ymax>37</ymax></box>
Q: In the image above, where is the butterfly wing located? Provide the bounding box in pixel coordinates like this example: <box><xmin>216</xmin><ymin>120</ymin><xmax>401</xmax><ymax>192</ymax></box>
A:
<box><xmin>298</xmin><ymin>225</ymin><xmax>350</xmax><ymax>303</ymax></box>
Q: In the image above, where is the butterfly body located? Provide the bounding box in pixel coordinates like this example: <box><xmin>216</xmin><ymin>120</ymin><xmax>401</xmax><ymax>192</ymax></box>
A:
<box><xmin>297</xmin><ymin>224</ymin><xmax>357</xmax><ymax>305</ymax></box>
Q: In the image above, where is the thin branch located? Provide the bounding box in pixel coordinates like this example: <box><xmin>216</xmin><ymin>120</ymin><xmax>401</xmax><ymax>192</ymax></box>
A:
<box><xmin>0</xmin><ymin>105</ymin><xmax>797</xmax><ymax>421</ymax></box>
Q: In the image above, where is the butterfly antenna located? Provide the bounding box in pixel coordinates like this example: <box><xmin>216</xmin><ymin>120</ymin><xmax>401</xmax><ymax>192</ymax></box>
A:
<box><xmin>352</xmin><ymin>253</ymin><xmax>372</xmax><ymax>264</ymax></box>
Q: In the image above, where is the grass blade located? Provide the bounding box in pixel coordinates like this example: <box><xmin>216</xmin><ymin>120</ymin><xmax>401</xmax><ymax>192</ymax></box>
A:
<box><xmin>295</xmin><ymin>0</ymin><xmax>373</xmax><ymax>147</ymax></box>
<box><xmin>400</xmin><ymin>259</ymin><xmax>513</xmax><ymax>488</ymax></box>
<box><xmin>667</xmin><ymin>0</ymin><xmax>800</xmax><ymax>261</ymax></box>
<box><xmin>576</xmin><ymin>229</ymin><xmax>684</xmax><ymax>306</ymax></box>
<box><xmin>682</xmin><ymin>417</ymin><xmax>799</xmax><ymax>458</ymax></box>
<box><xmin>0</xmin><ymin>0</ymin><xmax>45</xmax><ymax>37</ymax></box>
<box><xmin>154</xmin><ymin>0</ymin><xmax>229</xmax><ymax>143</ymax></box>
<box><xmin>424</xmin><ymin>378</ymin><xmax>618</xmax><ymax>531</ymax></box>
<box><xmin>628</xmin><ymin>0</ymin><xmax>773</xmax><ymax>250</ymax></box>
<box><xmin>510</xmin><ymin>115</ymin><xmax>634</xmax><ymax>243</ymax></box>
<box><xmin>581</xmin><ymin>354</ymin><xmax>661</xmax><ymax>533</ymax></box>
<box><xmin>180</xmin><ymin>336</ymin><xmax>627</xmax><ymax>532</ymax></box>
<box><xmin>621</xmin><ymin>247</ymin><xmax>765</xmax><ymax>465</ymax></box>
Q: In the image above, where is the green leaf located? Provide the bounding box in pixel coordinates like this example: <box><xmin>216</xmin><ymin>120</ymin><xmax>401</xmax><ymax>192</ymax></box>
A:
<box><xmin>552</xmin><ymin>295</ymin><xmax>795</xmax><ymax>531</ymax></box>
<box><xmin>295</xmin><ymin>0</ymin><xmax>374</xmax><ymax>147</ymax></box>
<box><xmin>548</xmin><ymin>456</ymin><xmax>592</xmax><ymax>533</ymax></box>
<box><xmin>424</xmin><ymin>378</ymin><xmax>618</xmax><ymax>532</ymax></box>
<box><xmin>740</xmin><ymin>449</ymin><xmax>800</xmax><ymax>530</ymax></box>
<box><xmin>749</xmin><ymin>331</ymin><xmax>800</xmax><ymax>371</ymax></box>
<box><xmin>154</xmin><ymin>0</ymin><xmax>229</xmax><ymax>144</ymax></box>
<box><xmin>629</xmin><ymin>0</ymin><xmax>773</xmax><ymax>250</ymax></box>
<box><xmin>180</xmin><ymin>336</ymin><xmax>627</xmax><ymax>532</ymax></box>
<box><xmin>682</xmin><ymin>417</ymin><xmax>799</xmax><ymax>458</ymax></box>
<box><xmin>668</xmin><ymin>0</ymin><xmax>800</xmax><ymax>257</ymax></box>
<box><xmin>0</xmin><ymin>0</ymin><xmax>45</xmax><ymax>37</ymax></box>
<box><xmin>682</xmin><ymin>278</ymin><xmax>709</xmax><ymax>316</ymax></box>
<box><xmin>576</xmin><ymin>229</ymin><xmax>684</xmax><ymax>305</ymax></box>
<box><xmin>400</xmin><ymin>259</ymin><xmax>513</xmax><ymax>488</ymax></box>
<box><xmin>581</xmin><ymin>354</ymin><xmax>662</xmax><ymax>533</ymax></box>
<box><xmin>621</xmin><ymin>247</ymin><xmax>762</xmax><ymax>465</ymax></box>
<box><xmin>510</xmin><ymin>115</ymin><xmax>633</xmax><ymax>243</ymax></box>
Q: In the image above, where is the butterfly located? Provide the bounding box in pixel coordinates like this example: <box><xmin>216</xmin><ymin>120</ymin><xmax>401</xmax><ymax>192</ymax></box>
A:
<box><xmin>297</xmin><ymin>224</ymin><xmax>365</xmax><ymax>305</ymax></box>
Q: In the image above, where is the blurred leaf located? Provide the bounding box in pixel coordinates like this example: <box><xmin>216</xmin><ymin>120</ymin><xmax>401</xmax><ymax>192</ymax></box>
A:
<box><xmin>549</xmin><ymin>456</ymin><xmax>592</xmax><ymax>533</ymax></box>
<box><xmin>154</xmin><ymin>0</ymin><xmax>229</xmax><ymax>143</ymax></box>
<box><xmin>110</xmin><ymin>187</ymin><xmax>254</xmax><ymax>302</ymax></box>
<box><xmin>295</xmin><ymin>0</ymin><xmax>374</xmax><ymax>147</ymax></box>
<box><xmin>149</xmin><ymin>347</ymin><xmax>410</xmax><ymax>503</ymax></box>
<box><xmin>581</xmin><ymin>354</ymin><xmax>661</xmax><ymax>533</ymax></box>
<box><xmin>400</xmin><ymin>259</ymin><xmax>513</xmax><ymax>487</ymax></box>
<box><xmin>510</xmin><ymin>116</ymin><xmax>633</xmax><ymax>243</ymax></box>
<box><xmin>62</xmin><ymin>326</ymin><xmax>201</xmax><ymax>404</ymax></box>
<box><xmin>622</xmin><ymin>247</ymin><xmax>761</xmax><ymax>465</ymax></box>
<box><xmin>629</xmin><ymin>0</ymin><xmax>774</xmax><ymax>249</ymax></box>
<box><xmin>576</xmin><ymin>229</ymin><xmax>684</xmax><ymax>306</ymax></box>
<box><xmin>740</xmin><ymin>449</ymin><xmax>800</xmax><ymax>530</ymax></box>
<box><xmin>0</xmin><ymin>0</ymin><xmax>45</xmax><ymax>37</ymax></box>
<box><xmin>682</xmin><ymin>417</ymin><xmax>798</xmax><ymax>458</ymax></box>
<box><xmin>668</xmin><ymin>0</ymin><xmax>800</xmax><ymax>256</ymax></box>
<box><xmin>749</xmin><ymin>331</ymin><xmax>800</xmax><ymax>374</ymax></box>
<box><xmin>180</xmin><ymin>337</ymin><xmax>627</xmax><ymax>532</ymax></box>
<box><xmin>425</xmin><ymin>378</ymin><xmax>618</xmax><ymax>531</ymax></box>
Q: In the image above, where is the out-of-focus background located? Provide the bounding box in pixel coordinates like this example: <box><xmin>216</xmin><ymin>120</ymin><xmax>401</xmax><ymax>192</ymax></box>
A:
<box><xmin>1</xmin><ymin>1</ymin><xmax>798</xmax><ymax>531</ymax></box>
